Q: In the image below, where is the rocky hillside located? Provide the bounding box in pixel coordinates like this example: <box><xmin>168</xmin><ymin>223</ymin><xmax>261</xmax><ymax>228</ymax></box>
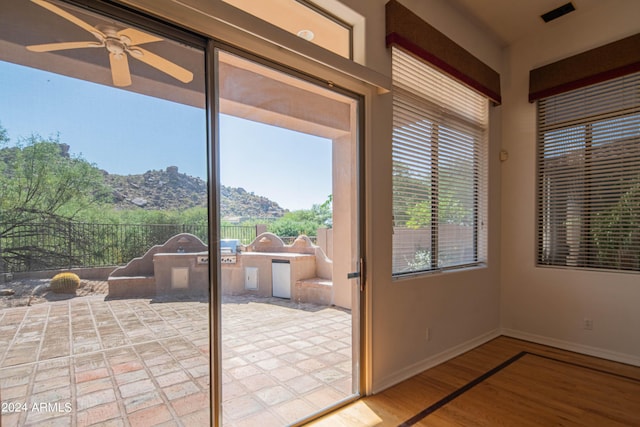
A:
<box><xmin>104</xmin><ymin>166</ymin><xmax>286</xmax><ymax>218</ymax></box>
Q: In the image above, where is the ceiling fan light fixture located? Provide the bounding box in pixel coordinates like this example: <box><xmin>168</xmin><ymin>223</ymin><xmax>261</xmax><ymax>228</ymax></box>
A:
<box><xmin>105</xmin><ymin>39</ymin><xmax>125</xmax><ymax>55</ymax></box>
<box><xmin>129</xmin><ymin>48</ymin><xmax>143</xmax><ymax>58</ymax></box>
<box><xmin>297</xmin><ymin>29</ymin><xmax>315</xmax><ymax>41</ymax></box>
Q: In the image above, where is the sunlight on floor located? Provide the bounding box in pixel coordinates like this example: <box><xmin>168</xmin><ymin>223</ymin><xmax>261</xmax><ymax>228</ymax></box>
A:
<box><xmin>310</xmin><ymin>401</ymin><xmax>384</xmax><ymax>426</ymax></box>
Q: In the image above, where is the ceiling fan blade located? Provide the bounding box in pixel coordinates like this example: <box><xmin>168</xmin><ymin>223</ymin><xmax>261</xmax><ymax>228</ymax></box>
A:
<box><xmin>31</xmin><ymin>0</ymin><xmax>104</xmax><ymax>39</ymax></box>
<box><xmin>109</xmin><ymin>52</ymin><xmax>132</xmax><ymax>87</ymax></box>
<box><xmin>129</xmin><ymin>47</ymin><xmax>193</xmax><ymax>84</ymax></box>
<box><xmin>117</xmin><ymin>28</ymin><xmax>162</xmax><ymax>46</ymax></box>
<box><xmin>26</xmin><ymin>41</ymin><xmax>102</xmax><ymax>53</ymax></box>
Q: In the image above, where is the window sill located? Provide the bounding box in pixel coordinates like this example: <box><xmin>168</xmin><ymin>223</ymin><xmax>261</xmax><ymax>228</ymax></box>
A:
<box><xmin>392</xmin><ymin>262</ymin><xmax>488</xmax><ymax>282</ymax></box>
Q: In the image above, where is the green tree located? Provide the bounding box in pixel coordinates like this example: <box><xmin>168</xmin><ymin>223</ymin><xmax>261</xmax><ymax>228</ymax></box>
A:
<box><xmin>394</xmin><ymin>160</ymin><xmax>473</xmax><ymax>229</ymax></box>
<box><xmin>592</xmin><ymin>177</ymin><xmax>640</xmax><ymax>270</ymax></box>
<box><xmin>0</xmin><ymin>131</ymin><xmax>108</xmax><ymax>270</ymax></box>
<box><xmin>268</xmin><ymin>195</ymin><xmax>332</xmax><ymax>238</ymax></box>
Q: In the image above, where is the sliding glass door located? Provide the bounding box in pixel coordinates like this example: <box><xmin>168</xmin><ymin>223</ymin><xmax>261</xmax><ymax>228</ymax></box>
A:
<box><xmin>0</xmin><ymin>1</ymin><xmax>210</xmax><ymax>425</ymax></box>
<box><xmin>213</xmin><ymin>47</ymin><xmax>362</xmax><ymax>426</ymax></box>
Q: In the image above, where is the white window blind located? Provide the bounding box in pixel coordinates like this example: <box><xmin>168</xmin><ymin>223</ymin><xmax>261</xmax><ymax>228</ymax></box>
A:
<box><xmin>392</xmin><ymin>47</ymin><xmax>488</xmax><ymax>276</ymax></box>
<box><xmin>537</xmin><ymin>71</ymin><xmax>640</xmax><ymax>272</ymax></box>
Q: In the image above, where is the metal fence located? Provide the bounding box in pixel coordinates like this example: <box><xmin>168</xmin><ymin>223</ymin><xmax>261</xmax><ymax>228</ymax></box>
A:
<box><xmin>0</xmin><ymin>222</ymin><xmax>257</xmax><ymax>273</ymax></box>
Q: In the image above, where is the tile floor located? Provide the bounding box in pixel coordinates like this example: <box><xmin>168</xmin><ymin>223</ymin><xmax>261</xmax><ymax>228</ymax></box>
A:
<box><xmin>0</xmin><ymin>290</ymin><xmax>352</xmax><ymax>426</ymax></box>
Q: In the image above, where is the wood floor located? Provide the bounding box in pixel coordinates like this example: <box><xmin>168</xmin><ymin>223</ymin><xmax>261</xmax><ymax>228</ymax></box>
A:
<box><xmin>311</xmin><ymin>336</ymin><xmax>640</xmax><ymax>426</ymax></box>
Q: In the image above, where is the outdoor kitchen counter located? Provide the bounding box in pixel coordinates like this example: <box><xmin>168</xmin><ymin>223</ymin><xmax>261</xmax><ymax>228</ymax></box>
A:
<box><xmin>222</xmin><ymin>251</ymin><xmax>318</xmax><ymax>298</ymax></box>
<box><xmin>238</xmin><ymin>252</ymin><xmax>315</xmax><ymax>259</ymax></box>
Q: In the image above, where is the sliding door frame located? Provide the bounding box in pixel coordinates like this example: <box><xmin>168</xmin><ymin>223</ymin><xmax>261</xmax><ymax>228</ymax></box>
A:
<box><xmin>49</xmin><ymin>2</ymin><xmax>368</xmax><ymax>425</ymax></box>
<box><xmin>209</xmin><ymin>40</ymin><xmax>366</xmax><ymax>426</ymax></box>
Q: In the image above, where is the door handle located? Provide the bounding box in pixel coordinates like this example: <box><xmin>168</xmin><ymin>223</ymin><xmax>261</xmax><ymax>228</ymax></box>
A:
<box><xmin>347</xmin><ymin>258</ymin><xmax>365</xmax><ymax>292</ymax></box>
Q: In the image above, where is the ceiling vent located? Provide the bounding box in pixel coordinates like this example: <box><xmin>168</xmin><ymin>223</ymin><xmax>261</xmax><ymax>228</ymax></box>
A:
<box><xmin>541</xmin><ymin>2</ymin><xmax>576</xmax><ymax>23</ymax></box>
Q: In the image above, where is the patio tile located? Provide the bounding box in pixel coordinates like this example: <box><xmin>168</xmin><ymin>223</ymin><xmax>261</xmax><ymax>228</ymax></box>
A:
<box><xmin>171</xmin><ymin>392</ymin><xmax>211</xmax><ymax>418</ymax></box>
<box><xmin>76</xmin><ymin>388</ymin><xmax>117</xmax><ymax>411</ymax></box>
<box><xmin>75</xmin><ymin>367</ymin><xmax>110</xmax><ymax>383</ymax></box>
<box><xmin>254</xmin><ymin>385</ymin><xmax>295</xmax><ymax>406</ymax></box>
<box><xmin>118</xmin><ymin>379</ymin><xmax>156</xmax><ymax>399</ymax></box>
<box><xmin>178</xmin><ymin>408</ymin><xmax>211</xmax><ymax>425</ymax></box>
<box><xmin>25</xmin><ymin>411</ymin><xmax>72</xmax><ymax>427</ymax></box>
<box><xmin>187</xmin><ymin>364</ymin><xmax>210</xmax><ymax>379</ymax></box>
<box><xmin>123</xmin><ymin>391</ymin><xmax>163</xmax><ymax>414</ymax></box>
<box><xmin>155</xmin><ymin>370</ymin><xmax>190</xmax><ymax>388</ymax></box>
<box><xmin>76</xmin><ymin>402</ymin><xmax>121</xmax><ymax>426</ymax></box>
<box><xmin>0</xmin><ymin>383</ymin><xmax>28</xmax><ymax>400</ymax></box>
<box><xmin>32</xmin><ymin>375</ymin><xmax>71</xmax><ymax>394</ymax></box>
<box><xmin>76</xmin><ymin>377</ymin><xmax>114</xmax><ymax>395</ymax></box>
<box><xmin>273</xmin><ymin>398</ymin><xmax>316</xmax><ymax>423</ymax></box>
<box><xmin>111</xmin><ymin>361</ymin><xmax>144</xmax><ymax>375</ymax></box>
<box><xmin>231</xmin><ymin>410</ymin><xmax>284</xmax><ymax>427</ymax></box>
<box><xmin>222</xmin><ymin>381</ymin><xmax>247</xmax><ymax>401</ymax></box>
<box><xmin>279</xmin><ymin>351</ymin><xmax>311</xmax><ymax>364</ymax></box>
<box><xmin>104</xmin><ymin>349</ymin><xmax>138</xmax><ymax>365</ymax></box>
<box><xmin>304</xmin><ymin>386</ymin><xmax>348</xmax><ymax>409</ymax></box>
<box><xmin>177</xmin><ymin>355</ymin><xmax>207</xmax><ymax>368</ymax></box>
<box><xmin>222</xmin><ymin>395</ymin><xmax>264</xmax><ymax>421</ymax></box>
<box><xmin>332</xmin><ymin>378</ymin><xmax>354</xmax><ymax>395</ymax></box>
<box><xmin>227</xmin><ymin>364</ymin><xmax>261</xmax><ymax>380</ymax></box>
<box><xmin>162</xmin><ymin>380</ymin><xmax>200</xmax><ymax>400</ymax></box>
<box><xmin>296</xmin><ymin>358</ymin><xmax>327</xmax><ymax>373</ymax></box>
<box><xmin>244</xmin><ymin>349</ymin><xmax>274</xmax><ymax>363</ymax></box>
<box><xmin>267</xmin><ymin>344</ymin><xmax>295</xmax><ymax>356</ymax></box>
<box><xmin>74</xmin><ymin>354</ymin><xmax>107</xmax><ymax>372</ymax></box>
<box><xmin>114</xmin><ymin>369</ymin><xmax>149</xmax><ymax>386</ymax></box>
<box><xmin>255</xmin><ymin>357</ymin><xmax>286</xmax><ymax>371</ymax></box>
<box><xmin>285</xmin><ymin>374</ymin><xmax>322</xmax><ymax>394</ymax></box>
<box><xmin>1</xmin><ymin>413</ymin><xmax>21</xmax><ymax>427</ymax></box>
<box><xmin>312</xmin><ymin>367</ymin><xmax>347</xmax><ymax>384</ymax></box>
<box><xmin>0</xmin><ymin>294</ymin><xmax>352</xmax><ymax>426</ymax></box>
<box><xmin>29</xmin><ymin>385</ymin><xmax>72</xmax><ymax>403</ymax></box>
<box><xmin>239</xmin><ymin>373</ymin><xmax>278</xmax><ymax>392</ymax></box>
<box><xmin>124</xmin><ymin>404</ymin><xmax>174</xmax><ymax>427</ymax></box>
<box><xmin>148</xmin><ymin>361</ymin><xmax>181</xmax><ymax>377</ymax></box>
<box><xmin>141</xmin><ymin>353</ymin><xmax>173</xmax><ymax>367</ymax></box>
<box><xmin>270</xmin><ymin>365</ymin><xmax>303</xmax><ymax>382</ymax></box>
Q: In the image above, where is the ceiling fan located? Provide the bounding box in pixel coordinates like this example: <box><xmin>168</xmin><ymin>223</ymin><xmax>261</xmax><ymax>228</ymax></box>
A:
<box><xmin>26</xmin><ymin>0</ymin><xmax>193</xmax><ymax>87</ymax></box>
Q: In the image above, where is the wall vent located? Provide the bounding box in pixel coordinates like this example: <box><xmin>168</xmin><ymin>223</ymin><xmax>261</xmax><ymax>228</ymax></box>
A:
<box><xmin>541</xmin><ymin>2</ymin><xmax>576</xmax><ymax>23</ymax></box>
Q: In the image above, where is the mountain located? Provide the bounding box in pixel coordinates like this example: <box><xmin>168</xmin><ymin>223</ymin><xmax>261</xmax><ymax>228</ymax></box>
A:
<box><xmin>104</xmin><ymin>166</ymin><xmax>286</xmax><ymax>218</ymax></box>
<box><xmin>0</xmin><ymin>141</ymin><xmax>285</xmax><ymax>218</ymax></box>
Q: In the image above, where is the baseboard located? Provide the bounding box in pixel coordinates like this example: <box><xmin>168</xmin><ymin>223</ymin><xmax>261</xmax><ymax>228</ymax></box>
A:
<box><xmin>372</xmin><ymin>328</ymin><xmax>501</xmax><ymax>394</ymax></box>
<box><xmin>501</xmin><ymin>328</ymin><xmax>640</xmax><ymax>367</ymax></box>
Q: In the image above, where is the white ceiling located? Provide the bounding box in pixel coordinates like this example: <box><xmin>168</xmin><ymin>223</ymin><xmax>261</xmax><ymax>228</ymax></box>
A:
<box><xmin>446</xmin><ymin>0</ymin><xmax>602</xmax><ymax>46</ymax></box>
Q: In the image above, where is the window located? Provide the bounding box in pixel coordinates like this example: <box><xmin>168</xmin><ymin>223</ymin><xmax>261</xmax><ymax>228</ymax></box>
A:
<box><xmin>391</xmin><ymin>47</ymin><xmax>488</xmax><ymax>276</ymax></box>
<box><xmin>537</xmin><ymin>71</ymin><xmax>640</xmax><ymax>272</ymax></box>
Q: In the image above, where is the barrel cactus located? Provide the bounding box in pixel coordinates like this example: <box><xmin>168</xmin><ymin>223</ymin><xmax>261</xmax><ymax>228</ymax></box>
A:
<box><xmin>50</xmin><ymin>272</ymin><xmax>80</xmax><ymax>294</ymax></box>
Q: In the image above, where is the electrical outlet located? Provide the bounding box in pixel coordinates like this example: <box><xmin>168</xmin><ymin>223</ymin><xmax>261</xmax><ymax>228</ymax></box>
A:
<box><xmin>583</xmin><ymin>318</ymin><xmax>593</xmax><ymax>330</ymax></box>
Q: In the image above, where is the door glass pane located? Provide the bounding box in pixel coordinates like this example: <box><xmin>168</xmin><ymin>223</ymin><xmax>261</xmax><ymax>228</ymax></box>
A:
<box><xmin>0</xmin><ymin>1</ymin><xmax>209</xmax><ymax>425</ymax></box>
<box><xmin>216</xmin><ymin>49</ymin><xmax>360</xmax><ymax>425</ymax></box>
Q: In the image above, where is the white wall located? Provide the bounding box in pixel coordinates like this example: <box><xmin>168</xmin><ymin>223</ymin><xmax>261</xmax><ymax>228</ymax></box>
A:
<box><xmin>500</xmin><ymin>0</ymin><xmax>640</xmax><ymax>364</ymax></box>
<box><xmin>349</xmin><ymin>0</ymin><xmax>504</xmax><ymax>392</ymax></box>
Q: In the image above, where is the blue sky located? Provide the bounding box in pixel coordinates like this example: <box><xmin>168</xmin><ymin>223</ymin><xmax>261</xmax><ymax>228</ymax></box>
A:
<box><xmin>0</xmin><ymin>60</ymin><xmax>331</xmax><ymax>211</ymax></box>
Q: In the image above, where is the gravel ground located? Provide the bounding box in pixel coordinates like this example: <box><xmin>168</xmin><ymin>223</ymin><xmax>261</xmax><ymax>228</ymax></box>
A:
<box><xmin>0</xmin><ymin>279</ymin><xmax>108</xmax><ymax>309</ymax></box>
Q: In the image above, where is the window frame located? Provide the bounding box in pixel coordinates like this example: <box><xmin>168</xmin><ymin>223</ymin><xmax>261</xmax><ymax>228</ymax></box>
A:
<box><xmin>536</xmin><ymin>71</ymin><xmax>640</xmax><ymax>273</ymax></box>
<box><xmin>391</xmin><ymin>46</ymin><xmax>489</xmax><ymax>278</ymax></box>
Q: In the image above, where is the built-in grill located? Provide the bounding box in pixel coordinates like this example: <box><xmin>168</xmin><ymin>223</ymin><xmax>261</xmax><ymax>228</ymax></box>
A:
<box><xmin>220</xmin><ymin>239</ymin><xmax>240</xmax><ymax>264</ymax></box>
